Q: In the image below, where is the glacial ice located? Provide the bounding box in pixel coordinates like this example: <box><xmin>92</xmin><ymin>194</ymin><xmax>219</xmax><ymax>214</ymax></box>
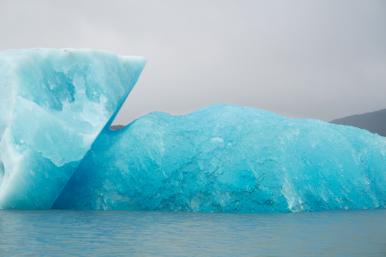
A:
<box><xmin>55</xmin><ymin>105</ymin><xmax>386</xmax><ymax>212</ymax></box>
<box><xmin>0</xmin><ymin>49</ymin><xmax>145</xmax><ymax>209</ymax></box>
<box><xmin>0</xmin><ymin>49</ymin><xmax>385</xmax><ymax>213</ymax></box>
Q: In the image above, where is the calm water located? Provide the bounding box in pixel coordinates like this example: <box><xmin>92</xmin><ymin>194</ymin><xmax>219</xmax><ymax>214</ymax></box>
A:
<box><xmin>0</xmin><ymin>210</ymin><xmax>386</xmax><ymax>257</ymax></box>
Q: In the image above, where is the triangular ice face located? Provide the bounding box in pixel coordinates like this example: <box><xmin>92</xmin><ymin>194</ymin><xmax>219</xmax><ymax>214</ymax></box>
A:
<box><xmin>0</xmin><ymin>49</ymin><xmax>145</xmax><ymax>209</ymax></box>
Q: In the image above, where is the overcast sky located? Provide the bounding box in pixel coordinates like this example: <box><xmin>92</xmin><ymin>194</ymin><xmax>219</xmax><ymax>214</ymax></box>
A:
<box><xmin>0</xmin><ymin>0</ymin><xmax>385</xmax><ymax>124</ymax></box>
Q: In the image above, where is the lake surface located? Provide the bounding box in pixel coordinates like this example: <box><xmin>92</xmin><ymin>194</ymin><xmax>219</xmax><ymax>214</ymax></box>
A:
<box><xmin>0</xmin><ymin>209</ymin><xmax>385</xmax><ymax>257</ymax></box>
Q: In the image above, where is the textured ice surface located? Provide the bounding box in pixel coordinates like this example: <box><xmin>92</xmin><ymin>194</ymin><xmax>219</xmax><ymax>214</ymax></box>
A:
<box><xmin>55</xmin><ymin>105</ymin><xmax>386</xmax><ymax>212</ymax></box>
<box><xmin>0</xmin><ymin>49</ymin><xmax>145</xmax><ymax>209</ymax></box>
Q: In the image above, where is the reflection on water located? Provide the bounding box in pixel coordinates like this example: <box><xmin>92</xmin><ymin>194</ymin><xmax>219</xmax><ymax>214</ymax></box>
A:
<box><xmin>0</xmin><ymin>209</ymin><xmax>386</xmax><ymax>257</ymax></box>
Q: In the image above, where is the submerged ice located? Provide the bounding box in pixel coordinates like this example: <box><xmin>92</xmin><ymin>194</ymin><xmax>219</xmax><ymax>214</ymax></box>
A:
<box><xmin>55</xmin><ymin>105</ymin><xmax>386</xmax><ymax>212</ymax></box>
<box><xmin>0</xmin><ymin>49</ymin><xmax>145</xmax><ymax>209</ymax></box>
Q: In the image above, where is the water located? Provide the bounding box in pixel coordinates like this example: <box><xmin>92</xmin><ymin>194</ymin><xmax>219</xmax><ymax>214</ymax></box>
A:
<box><xmin>0</xmin><ymin>210</ymin><xmax>385</xmax><ymax>257</ymax></box>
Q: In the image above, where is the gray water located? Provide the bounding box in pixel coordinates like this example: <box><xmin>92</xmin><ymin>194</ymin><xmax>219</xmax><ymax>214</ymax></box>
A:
<box><xmin>0</xmin><ymin>210</ymin><xmax>386</xmax><ymax>257</ymax></box>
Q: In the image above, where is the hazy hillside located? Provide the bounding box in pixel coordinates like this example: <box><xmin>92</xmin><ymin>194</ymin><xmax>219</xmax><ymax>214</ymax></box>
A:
<box><xmin>331</xmin><ymin>109</ymin><xmax>386</xmax><ymax>137</ymax></box>
<box><xmin>111</xmin><ymin>125</ymin><xmax>125</xmax><ymax>130</ymax></box>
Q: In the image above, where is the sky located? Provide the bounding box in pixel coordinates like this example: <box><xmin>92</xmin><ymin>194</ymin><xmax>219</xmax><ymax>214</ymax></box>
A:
<box><xmin>0</xmin><ymin>0</ymin><xmax>385</xmax><ymax>124</ymax></box>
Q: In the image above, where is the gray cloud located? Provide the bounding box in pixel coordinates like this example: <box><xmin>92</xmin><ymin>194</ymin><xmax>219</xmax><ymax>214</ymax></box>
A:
<box><xmin>1</xmin><ymin>0</ymin><xmax>385</xmax><ymax>124</ymax></box>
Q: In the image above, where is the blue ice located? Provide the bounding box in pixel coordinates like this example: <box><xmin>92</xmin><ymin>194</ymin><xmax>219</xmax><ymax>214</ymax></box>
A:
<box><xmin>55</xmin><ymin>105</ymin><xmax>386</xmax><ymax>212</ymax></box>
<box><xmin>0</xmin><ymin>49</ymin><xmax>145</xmax><ymax>209</ymax></box>
<box><xmin>1</xmin><ymin>49</ymin><xmax>385</xmax><ymax>212</ymax></box>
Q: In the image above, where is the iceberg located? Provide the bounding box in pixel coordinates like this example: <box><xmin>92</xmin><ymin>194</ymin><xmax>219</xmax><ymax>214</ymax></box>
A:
<box><xmin>55</xmin><ymin>105</ymin><xmax>386</xmax><ymax>212</ymax></box>
<box><xmin>0</xmin><ymin>49</ymin><xmax>145</xmax><ymax>209</ymax></box>
<box><xmin>1</xmin><ymin>49</ymin><xmax>385</xmax><ymax>212</ymax></box>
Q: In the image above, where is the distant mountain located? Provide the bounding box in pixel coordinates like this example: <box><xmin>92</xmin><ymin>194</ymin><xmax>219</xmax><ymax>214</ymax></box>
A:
<box><xmin>111</xmin><ymin>125</ymin><xmax>125</xmax><ymax>130</ymax></box>
<box><xmin>331</xmin><ymin>109</ymin><xmax>386</xmax><ymax>137</ymax></box>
